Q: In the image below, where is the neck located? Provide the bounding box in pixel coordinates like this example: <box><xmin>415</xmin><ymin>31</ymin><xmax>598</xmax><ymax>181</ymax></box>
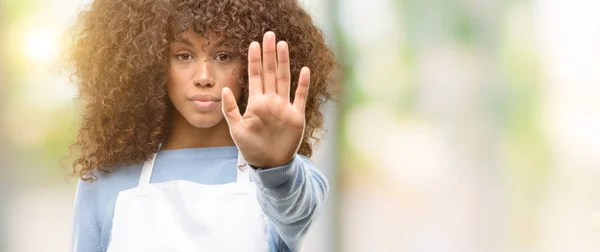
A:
<box><xmin>161</xmin><ymin>111</ymin><xmax>235</xmax><ymax>150</ymax></box>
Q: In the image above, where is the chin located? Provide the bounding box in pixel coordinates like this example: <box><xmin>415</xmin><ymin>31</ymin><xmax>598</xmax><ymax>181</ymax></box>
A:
<box><xmin>185</xmin><ymin>114</ymin><xmax>224</xmax><ymax>129</ymax></box>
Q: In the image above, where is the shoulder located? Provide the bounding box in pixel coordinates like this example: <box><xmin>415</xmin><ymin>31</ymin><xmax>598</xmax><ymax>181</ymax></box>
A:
<box><xmin>74</xmin><ymin>163</ymin><xmax>144</xmax><ymax>210</ymax></box>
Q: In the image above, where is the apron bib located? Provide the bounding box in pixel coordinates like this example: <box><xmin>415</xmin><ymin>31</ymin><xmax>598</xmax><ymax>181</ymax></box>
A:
<box><xmin>106</xmin><ymin>148</ymin><xmax>269</xmax><ymax>252</ymax></box>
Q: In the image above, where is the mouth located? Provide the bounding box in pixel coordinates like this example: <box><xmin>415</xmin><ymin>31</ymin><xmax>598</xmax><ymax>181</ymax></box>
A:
<box><xmin>188</xmin><ymin>94</ymin><xmax>221</xmax><ymax>112</ymax></box>
<box><xmin>190</xmin><ymin>100</ymin><xmax>220</xmax><ymax>111</ymax></box>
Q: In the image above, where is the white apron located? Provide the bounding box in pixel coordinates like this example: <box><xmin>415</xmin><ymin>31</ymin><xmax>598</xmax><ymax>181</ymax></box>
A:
<box><xmin>106</xmin><ymin>149</ymin><xmax>270</xmax><ymax>252</ymax></box>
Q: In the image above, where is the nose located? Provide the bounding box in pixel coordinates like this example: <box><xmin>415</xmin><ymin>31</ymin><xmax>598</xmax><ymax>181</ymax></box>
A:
<box><xmin>194</xmin><ymin>59</ymin><xmax>214</xmax><ymax>87</ymax></box>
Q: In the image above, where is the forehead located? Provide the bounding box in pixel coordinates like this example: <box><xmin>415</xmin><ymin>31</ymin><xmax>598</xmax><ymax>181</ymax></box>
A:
<box><xmin>174</xmin><ymin>28</ymin><xmax>227</xmax><ymax>47</ymax></box>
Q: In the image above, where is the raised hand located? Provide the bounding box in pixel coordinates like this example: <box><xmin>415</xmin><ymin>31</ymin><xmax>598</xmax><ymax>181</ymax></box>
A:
<box><xmin>221</xmin><ymin>31</ymin><xmax>310</xmax><ymax>169</ymax></box>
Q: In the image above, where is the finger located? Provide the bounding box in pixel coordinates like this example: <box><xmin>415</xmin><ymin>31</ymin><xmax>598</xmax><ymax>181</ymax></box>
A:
<box><xmin>276</xmin><ymin>41</ymin><xmax>290</xmax><ymax>101</ymax></box>
<box><xmin>248</xmin><ymin>42</ymin><xmax>263</xmax><ymax>97</ymax></box>
<box><xmin>293</xmin><ymin>67</ymin><xmax>310</xmax><ymax>113</ymax></box>
<box><xmin>262</xmin><ymin>31</ymin><xmax>277</xmax><ymax>94</ymax></box>
<box><xmin>221</xmin><ymin>87</ymin><xmax>243</xmax><ymax>128</ymax></box>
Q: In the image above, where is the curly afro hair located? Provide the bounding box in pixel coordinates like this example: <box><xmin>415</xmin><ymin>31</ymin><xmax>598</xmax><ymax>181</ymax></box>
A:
<box><xmin>66</xmin><ymin>0</ymin><xmax>337</xmax><ymax>180</ymax></box>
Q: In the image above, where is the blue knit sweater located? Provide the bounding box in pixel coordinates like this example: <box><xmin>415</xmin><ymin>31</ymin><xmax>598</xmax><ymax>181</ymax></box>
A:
<box><xmin>70</xmin><ymin>146</ymin><xmax>329</xmax><ymax>252</ymax></box>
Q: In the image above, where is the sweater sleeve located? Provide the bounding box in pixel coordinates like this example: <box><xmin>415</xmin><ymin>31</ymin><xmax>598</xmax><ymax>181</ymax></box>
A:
<box><xmin>70</xmin><ymin>179</ymin><xmax>103</xmax><ymax>252</ymax></box>
<box><xmin>250</xmin><ymin>154</ymin><xmax>329</xmax><ymax>251</ymax></box>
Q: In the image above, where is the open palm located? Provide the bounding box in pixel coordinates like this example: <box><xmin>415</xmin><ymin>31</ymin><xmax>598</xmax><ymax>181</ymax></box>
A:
<box><xmin>221</xmin><ymin>32</ymin><xmax>310</xmax><ymax>168</ymax></box>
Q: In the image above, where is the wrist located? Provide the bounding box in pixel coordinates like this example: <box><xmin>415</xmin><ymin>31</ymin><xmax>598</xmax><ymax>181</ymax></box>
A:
<box><xmin>249</xmin><ymin>153</ymin><xmax>295</xmax><ymax>169</ymax></box>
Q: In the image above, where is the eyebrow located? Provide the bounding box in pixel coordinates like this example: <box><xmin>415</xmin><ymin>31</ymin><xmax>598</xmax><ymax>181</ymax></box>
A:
<box><xmin>212</xmin><ymin>40</ymin><xmax>227</xmax><ymax>48</ymax></box>
<box><xmin>173</xmin><ymin>39</ymin><xmax>193</xmax><ymax>47</ymax></box>
<box><xmin>173</xmin><ymin>39</ymin><xmax>228</xmax><ymax>49</ymax></box>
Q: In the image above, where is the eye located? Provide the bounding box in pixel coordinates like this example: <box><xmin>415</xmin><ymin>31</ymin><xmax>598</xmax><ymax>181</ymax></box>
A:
<box><xmin>175</xmin><ymin>52</ymin><xmax>193</xmax><ymax>61</ymax></box>
<box><xmin>214</xmin><ymin>52</ymin><xmax>232</xmax><ymax>62</ymax></box>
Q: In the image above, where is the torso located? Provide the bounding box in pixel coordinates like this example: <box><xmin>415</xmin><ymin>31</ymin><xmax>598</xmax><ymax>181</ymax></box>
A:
<box><xmin>86</xmin><ymin>146</ymin><xmax>280</xmax><ymax>251</ymax></box>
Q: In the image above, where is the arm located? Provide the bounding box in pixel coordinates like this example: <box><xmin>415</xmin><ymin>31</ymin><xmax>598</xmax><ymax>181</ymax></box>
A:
<box><xmin>251</xmin><ymin>155</ymin><xmax>329</xmax><ymax>251</ymax></box>
<box><xmin>71</xmin><ymin>179</ymin><xmax>102</xmax><ymax>252</ymax></box>
<box><xmin>221</xmin><ymin>31</ymin><xmax>329</xmax><ymax>250</ymax></box>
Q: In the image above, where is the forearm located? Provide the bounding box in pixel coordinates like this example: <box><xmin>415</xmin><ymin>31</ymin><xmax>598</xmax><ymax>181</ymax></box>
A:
<box><xmin>251</xmin><ymin>155</ymin><xmax>329</xmax><ymax>250</ymax></box>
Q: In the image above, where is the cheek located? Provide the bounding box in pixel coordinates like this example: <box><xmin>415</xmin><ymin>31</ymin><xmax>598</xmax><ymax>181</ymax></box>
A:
<box><xmin>222</xmin><ymin>66</ymin><xmax>242</xmax><ymax>99</ymax></box>
<box><xmin>166</xmin><ymin>67</ymin><xmax>184</xmax><ymax>95</ymax></box>
<box><xmin>166</xmin><ymin>67</ymin><xmax>175</xmax><ymax>87</ymax></box>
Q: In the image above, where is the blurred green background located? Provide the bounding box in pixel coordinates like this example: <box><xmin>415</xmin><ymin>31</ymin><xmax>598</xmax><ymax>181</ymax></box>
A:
<box><xmin>2</xmin><ymin>0</ymin><xmax>600</xmax><ymax>251</ymax></box>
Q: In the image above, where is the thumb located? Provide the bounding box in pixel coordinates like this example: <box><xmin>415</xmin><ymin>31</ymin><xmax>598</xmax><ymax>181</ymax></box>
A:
<box><xmin>221</xmin><ymin>87</ymin><xmax>243</xmax><ymax>128</ymax></box>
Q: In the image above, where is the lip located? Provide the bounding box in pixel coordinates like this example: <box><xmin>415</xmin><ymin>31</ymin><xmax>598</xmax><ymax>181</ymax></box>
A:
<box><xmin>188</xmin><ymin>94</ymin><xmax>221</xmax><ymax>112</ymax></box>
<box><xmin>189</xmin><ymin>94</ymin><xmax>221</xmax><ymax>102</ymax></box>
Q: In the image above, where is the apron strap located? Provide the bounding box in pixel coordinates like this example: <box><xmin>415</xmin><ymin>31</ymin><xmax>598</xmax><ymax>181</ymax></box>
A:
<box><xmin>138</xmin><ymin>144</ymin><xmax>161</xmax><ymax>186</ymax></box>
<box><xmin>236</xmin><ymin>151</ymin><xmax>250</xmax><ymax>184</ymax></box>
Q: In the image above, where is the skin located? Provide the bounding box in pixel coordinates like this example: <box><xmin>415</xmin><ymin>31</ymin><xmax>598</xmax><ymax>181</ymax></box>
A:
<box><xmin>163</xmin><ymin>30</ymin><xmax>311</xmax><ymax>169</ymax></box>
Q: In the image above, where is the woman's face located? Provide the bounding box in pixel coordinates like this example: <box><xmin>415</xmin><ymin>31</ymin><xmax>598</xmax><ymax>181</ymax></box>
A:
<box><xmin>166</xmin><ymin>29</ymin><xmax>242</xmax><ymax>128</ymax></box>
